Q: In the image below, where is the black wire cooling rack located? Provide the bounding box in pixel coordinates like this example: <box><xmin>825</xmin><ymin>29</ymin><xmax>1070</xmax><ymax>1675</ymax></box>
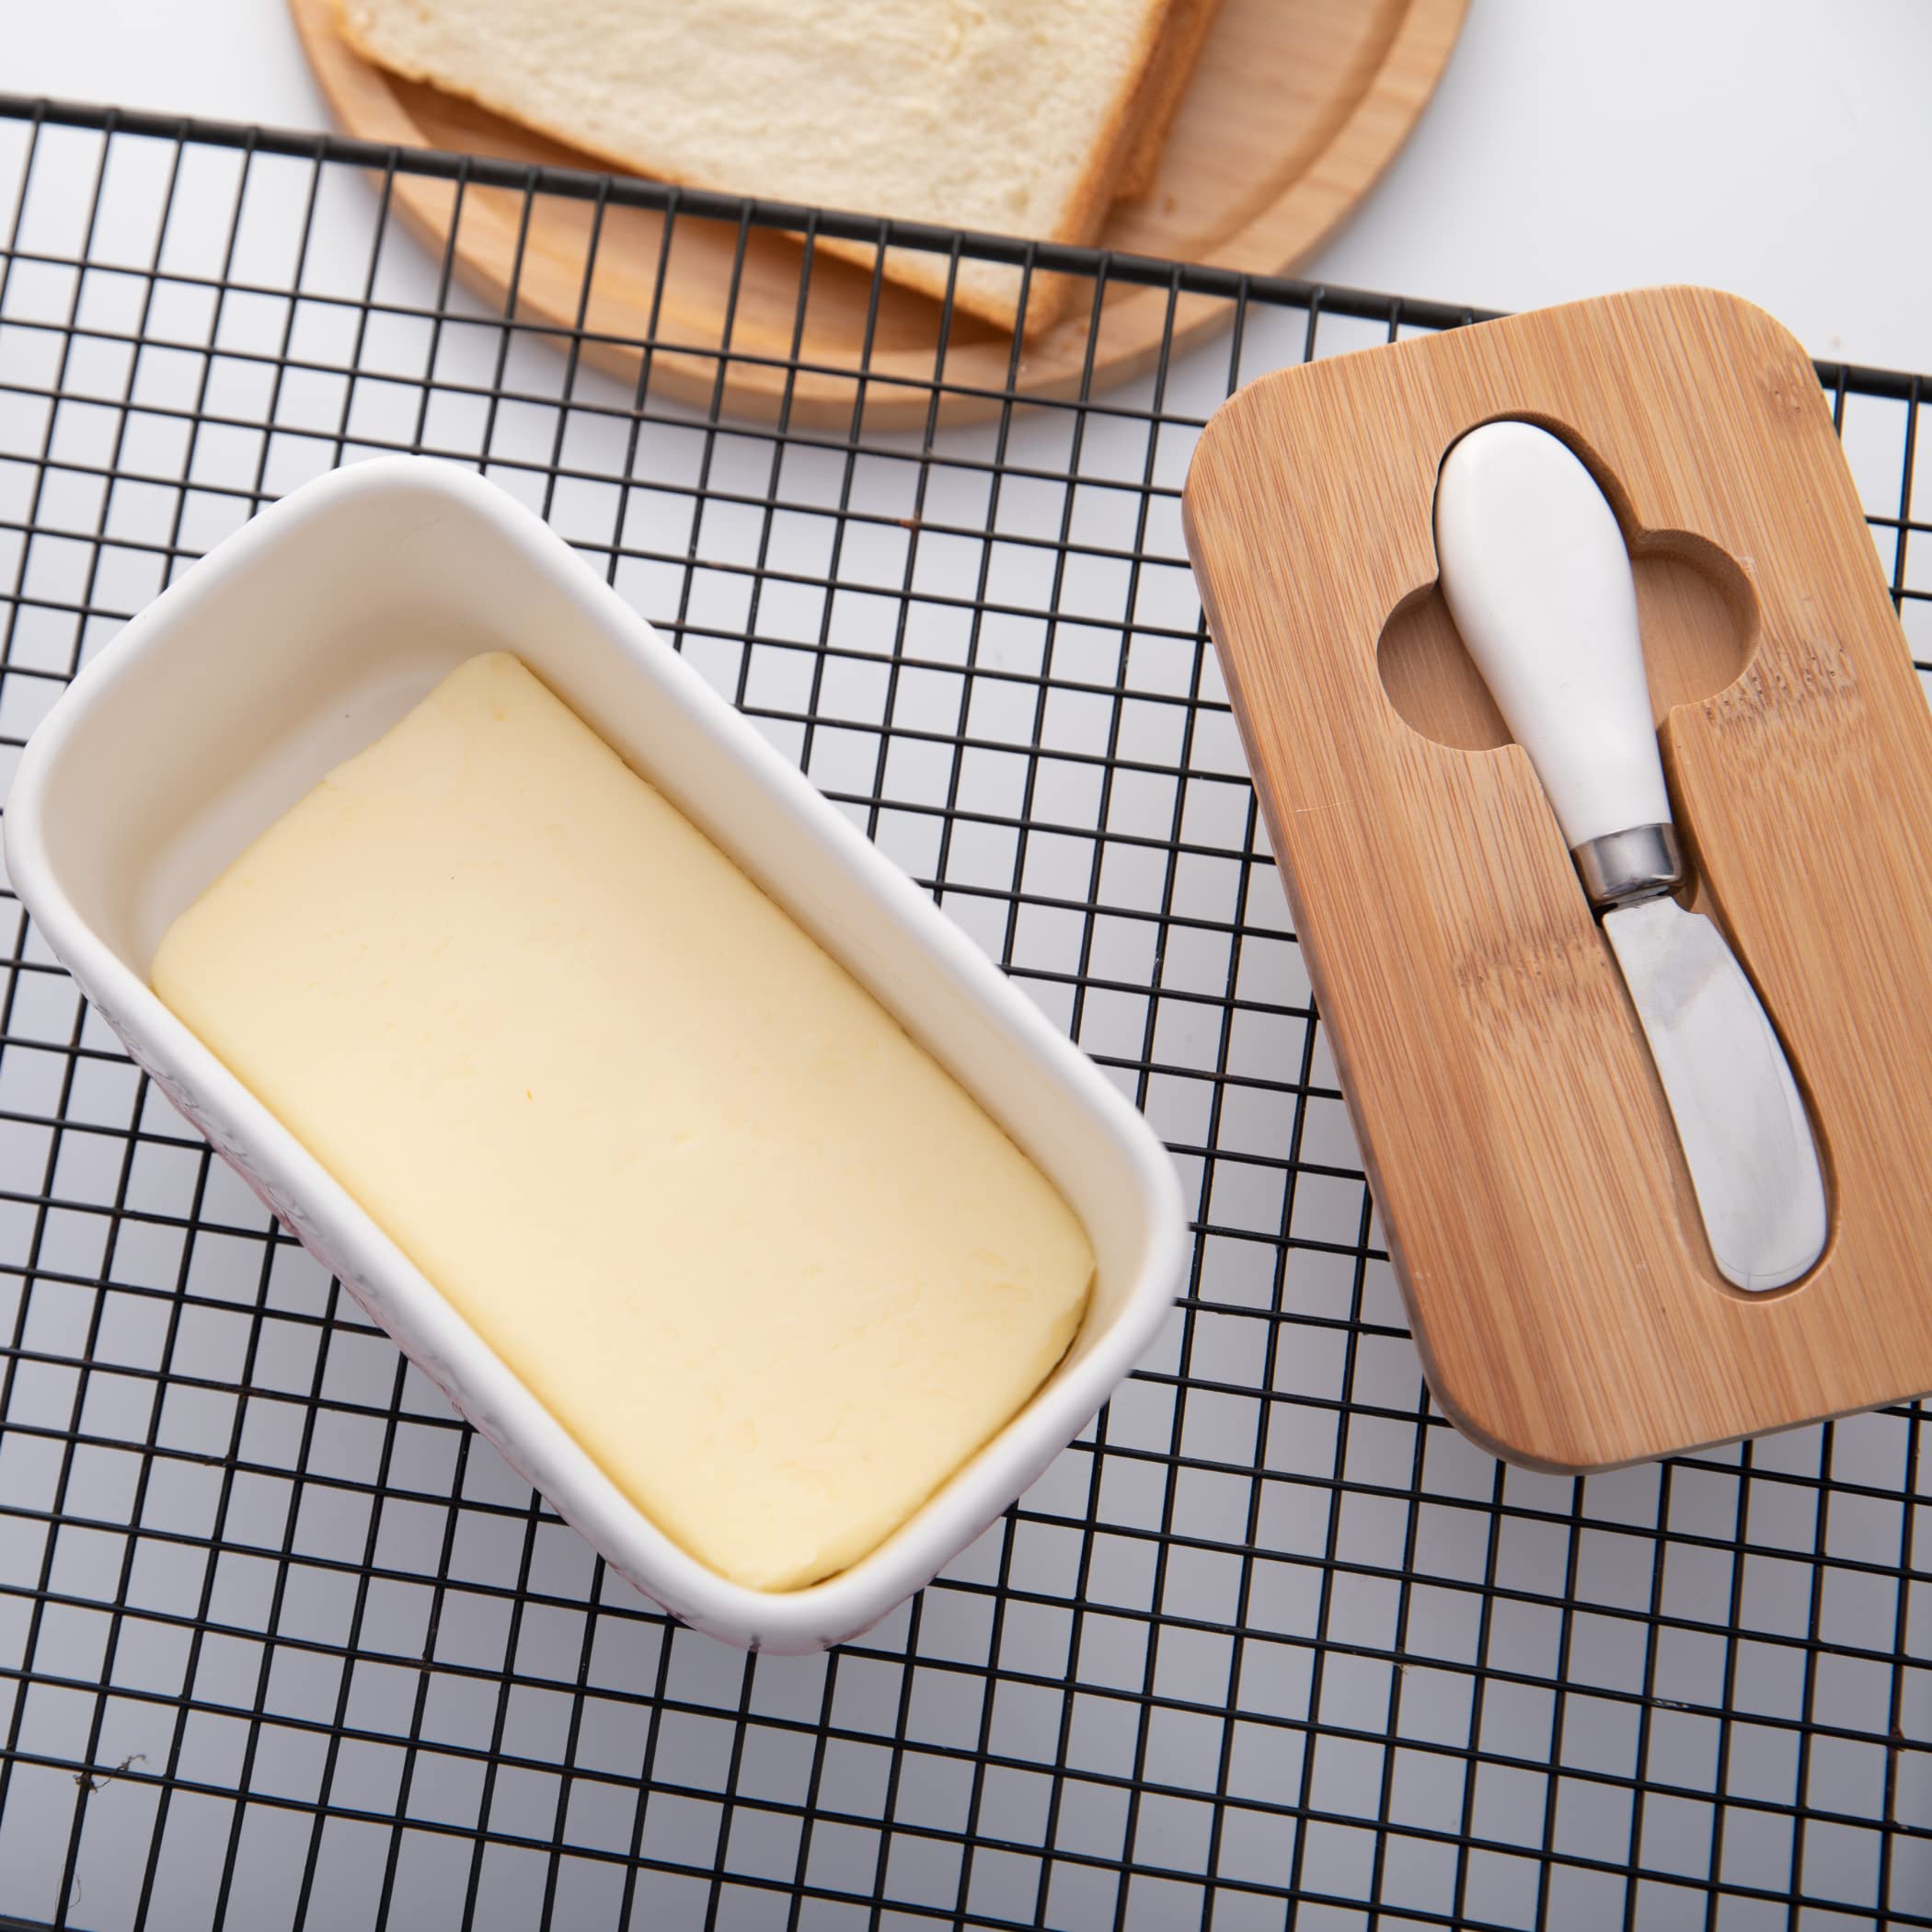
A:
<box><xmin>0</xmin><ymin>95</ymin><xmax>1926</xmax><ymax>1932</ymax></box>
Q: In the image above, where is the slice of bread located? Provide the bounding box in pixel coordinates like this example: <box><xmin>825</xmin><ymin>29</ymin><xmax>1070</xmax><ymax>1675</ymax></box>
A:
<box><xmin>335</xmin><ymin>0</ymin><xmax>1192</xmax><ymax>333</ymax></box>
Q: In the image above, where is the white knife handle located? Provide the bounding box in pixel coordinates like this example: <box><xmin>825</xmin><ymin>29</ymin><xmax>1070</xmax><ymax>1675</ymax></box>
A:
<box><xmin>1433</xmin><ymin>421</ymin><xmax>1672</xmax><ymax>852</ymax></box>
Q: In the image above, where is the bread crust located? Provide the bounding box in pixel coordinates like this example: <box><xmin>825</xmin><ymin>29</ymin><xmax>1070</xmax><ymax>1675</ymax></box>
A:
<box><xmin>1113</xmin><ymin>0</ymin><xmax>1225</xmax><ymax>201</ymax></box>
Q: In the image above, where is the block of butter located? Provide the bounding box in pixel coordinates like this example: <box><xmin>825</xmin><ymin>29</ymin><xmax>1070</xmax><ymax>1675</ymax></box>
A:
<box><xmin>151</xmin><ymin>652</ymin><xmax>1094</xmax><ymax>1591</ymax></box>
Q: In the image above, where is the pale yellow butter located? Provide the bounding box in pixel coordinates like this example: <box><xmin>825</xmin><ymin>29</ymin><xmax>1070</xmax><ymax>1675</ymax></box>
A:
<box><xmin>151</xmin><ymin>652</ymin><xmax>1093</xmax><ymax>1591</ymax></box>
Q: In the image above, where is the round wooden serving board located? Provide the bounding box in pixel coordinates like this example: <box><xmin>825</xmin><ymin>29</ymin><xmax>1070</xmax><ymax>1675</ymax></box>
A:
<box><xmin>291</xmin><ymin>0</ymin><xmax>1467</xmax><ymax>426</ymax></box>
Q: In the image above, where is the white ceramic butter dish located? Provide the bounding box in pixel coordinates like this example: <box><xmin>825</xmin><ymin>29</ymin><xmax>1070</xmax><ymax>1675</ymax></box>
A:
<box><xmin>5</xmin><ymin>456</ymin><xmax>1186</xmax><ymax>1651</ymax></box>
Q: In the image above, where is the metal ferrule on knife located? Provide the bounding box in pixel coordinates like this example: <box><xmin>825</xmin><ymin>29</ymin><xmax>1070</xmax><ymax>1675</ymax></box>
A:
<box><xmin>1572</xmin><ymin>822</ymin><xmax>1682</xmax><ymax>908</ymax></box>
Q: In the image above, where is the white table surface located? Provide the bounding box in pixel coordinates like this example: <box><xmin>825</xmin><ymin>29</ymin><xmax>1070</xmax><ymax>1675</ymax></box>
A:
<box><xmin>8</xmin><ymin>0</ymin><xmax>1932</xmax><ymax>375</ymax></box>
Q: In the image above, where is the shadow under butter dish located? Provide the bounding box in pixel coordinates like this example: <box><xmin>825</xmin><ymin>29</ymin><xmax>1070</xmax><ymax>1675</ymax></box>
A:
<box><xmin>148</xmin><ymin>651</ymin><xmax>1094</xmax><ymax>1592</ymax></box>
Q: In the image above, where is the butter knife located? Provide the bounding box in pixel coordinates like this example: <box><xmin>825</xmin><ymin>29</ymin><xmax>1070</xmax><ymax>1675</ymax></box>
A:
<box><xmin>1433</xmin><ymin>420</ymin><xmax>1826</xmax><ymax>1291</ymax></box>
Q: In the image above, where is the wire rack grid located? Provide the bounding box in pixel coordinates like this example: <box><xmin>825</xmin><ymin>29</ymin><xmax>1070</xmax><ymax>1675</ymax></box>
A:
<box><xmin>0</xmin><ymin>97</ymin><xmax>1926</xmax><ymax>1932</ymax></box>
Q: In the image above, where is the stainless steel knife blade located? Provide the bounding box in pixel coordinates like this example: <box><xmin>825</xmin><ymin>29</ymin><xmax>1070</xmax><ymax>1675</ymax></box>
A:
<box><xmin>1602</xmin><ymin>893</ymin><xmax>1826</xmax><ymax>1291</ymax></box>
